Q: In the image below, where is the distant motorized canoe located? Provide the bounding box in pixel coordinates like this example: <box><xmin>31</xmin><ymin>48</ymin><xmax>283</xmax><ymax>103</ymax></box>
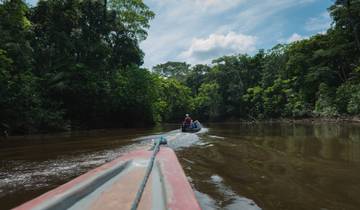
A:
<box><xmin>181</xmin><ymin>120</ymin><xmax>202</xmax><ymax>133</ymax></box>
<box><xmin>13</xmin><ymin>146</ymin><xmax>201</xmax><ymax>210</ymax></box>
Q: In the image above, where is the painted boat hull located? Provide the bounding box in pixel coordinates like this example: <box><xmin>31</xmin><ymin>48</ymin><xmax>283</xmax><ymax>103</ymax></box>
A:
<box><xmin>181</xmin><ymin>127</ymin><xmax>201</xmax><ymax>133</ymax></box>
<box><xmin>13</xmin><ymin>147</ymin><xmax>201</xmax><ymax>210</ymax></box>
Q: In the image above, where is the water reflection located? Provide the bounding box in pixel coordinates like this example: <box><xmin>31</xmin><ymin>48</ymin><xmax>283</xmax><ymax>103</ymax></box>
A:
<box><xmin>177</xmin><ymin>122</ymin><xmax>360</xmax><ymax>210</ymax></box>
<box><xmin>1</xmin><ymin>123</ymin><xmax>360</xmax><ymax>210</ymax></box>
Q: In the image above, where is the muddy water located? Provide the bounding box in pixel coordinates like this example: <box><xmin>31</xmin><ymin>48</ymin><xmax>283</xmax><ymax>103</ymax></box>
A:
<box><xmin>1</xmin><ymin>123</ymin><xmax>360</xmax><ymax>210</ymax></box>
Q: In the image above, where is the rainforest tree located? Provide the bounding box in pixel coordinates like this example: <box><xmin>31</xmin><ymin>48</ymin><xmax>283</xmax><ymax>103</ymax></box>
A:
<box><xmin>1</xmin><ymin>0</ymin><xmax>360</xmax><ymax>135</ymax></box>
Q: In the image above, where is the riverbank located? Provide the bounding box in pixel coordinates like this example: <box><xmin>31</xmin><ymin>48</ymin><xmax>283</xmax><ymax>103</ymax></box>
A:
<box><xmin>218</xmin><ymin>116</ymin><xmax>360</xmax><ymax>124</ymax></box>
<box><xmin>0</xmin><ymin>124</ymin><xmax>171</xmax><ymax>139</ymax></box>
<box><xmin>2</xmin><ymin>116</ymin><xmax>359</xmax><ymax>139</ymax></box>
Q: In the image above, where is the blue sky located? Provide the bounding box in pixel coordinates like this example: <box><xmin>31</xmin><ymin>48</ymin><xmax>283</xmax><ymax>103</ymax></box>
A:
<box><xmin>26</xmin><ymin>0</ymin><xmax>333</xmax><ymax>68</ymax></box>
<box><xmin>141</xmin><ymin>0</ymin><xmax>333</xmax><ymax>68</ymax></box>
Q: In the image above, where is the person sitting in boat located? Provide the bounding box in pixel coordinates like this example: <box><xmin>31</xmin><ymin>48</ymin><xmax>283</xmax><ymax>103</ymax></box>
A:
<box><xmin>183</xmin><ymin>114</ymin><xmax>192</xmax><ymax>128</ymax></box>
<box><xmin>192</xmin><ymin>120</ymin><xmax>198</xmax><ymax>128</ymax></box>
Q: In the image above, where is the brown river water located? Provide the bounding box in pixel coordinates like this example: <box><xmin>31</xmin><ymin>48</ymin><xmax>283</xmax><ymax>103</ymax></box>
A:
<box><xmin>0</xmin><ymin>123</ymin><xmax>359</xmax><ymax>210</ymax></box>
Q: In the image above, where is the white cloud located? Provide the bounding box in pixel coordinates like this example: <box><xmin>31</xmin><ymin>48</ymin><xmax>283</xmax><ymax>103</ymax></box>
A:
<box><xmin>180</xmin><ymin>32</ymin><xmax>257</xmax><ymax>63</ymax></box>
<box><xmin>193</xmin><ymin>0</ymin><xmax>247</xmax><ymax>13</ymax></box>
<box><xmin>286</xmin><ymin>33</ymin><xmax>307</xmax><ymax>43</ymax></box>
<box><xmin>141</xmin><ymin>0</ymin><xmax>331</xmax><ymax>67</ymax></box>
<box><xmin>305</xmin><ymin>12</ymin><xmax>332</xmax><ymax>32</ymax></box>
<box><xmin>278</xmin><ymin>33</ymin><xmax>308</xmax><ymax>44</ymax></box>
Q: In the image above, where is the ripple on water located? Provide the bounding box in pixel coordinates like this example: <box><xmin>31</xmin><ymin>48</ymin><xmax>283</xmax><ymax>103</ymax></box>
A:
<box><xmin>0</xmin><ymin>141</ymin><xmax>152</xmax><ymax>198</ymax></box>
<box><xmin>163</xmin><ymin>128</ymin><xmax>209</xmax><ymax>150</ymax></box>
<box><xmin>205</xmin><ymin>174</ymin><xmax>261</xmax><ymax>210</ymax></box>
<box><xmin>167</xmin><ymin>133</ymin><xmax>200</xmax><ymax>150</ymax></box>
<box><xmin>0</xmin><ymin>129</ymin><xmax>202</xmax><ymax>199</ymax></box>
<box><xmin>0</xmin><ymin>126</ymin><xmax>217</xmax><ymax>209</ymax></box>
<box><xmin>208</xmin><ymin>135</ymin><xmax>225</xmax><ymax>139</ymax></box>
<box><xmin>195</xmin><ymin>190</ymin><xmax>218</xmax><ymax>210</ymax></box>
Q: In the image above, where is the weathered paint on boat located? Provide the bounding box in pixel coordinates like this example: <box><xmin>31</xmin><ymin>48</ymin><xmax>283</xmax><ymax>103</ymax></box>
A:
<box><xmin>13</xmin><ymin>147</ymin><xmax>201</xmax><ymax>210</ymax></box>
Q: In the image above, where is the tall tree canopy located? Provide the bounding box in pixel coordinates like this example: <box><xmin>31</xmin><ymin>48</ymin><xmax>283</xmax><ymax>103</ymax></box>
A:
<box><xmin>153</xmin><ymin>62</ymin><xmax>191</xmax><ymax>82</ymax></box>
<box><xmin>0</xmin><ymin>0</ymin><xmax>156</xmax><ymax>134</ymax></box>
<box><xmin>1</xmin><ymin>0</ymin><xmax>360</xmax><ymax>135</ymax></box>
<box><xmin>108</xmin><ymin>0</ymin><xmax>155</xmax><ymax>41</ymax></box>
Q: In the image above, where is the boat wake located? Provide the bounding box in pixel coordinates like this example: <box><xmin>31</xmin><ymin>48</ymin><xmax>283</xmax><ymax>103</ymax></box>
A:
<box><xmin>0</xmin><ymin>141</ymin><xmax>150</xmax><ymax>197</ymax></box>
<box><xmin>162</xmin><ymin>127</ymin><xmax>209</xmax><ymax>150</ymax></box>
<box><xmin>132</xmin><ymin>127</ymin><xmax>209</xmax><ymax>151</ymax></box>
<box><xmin>0</xmin><ymin>127</ymin><xmax>209</xmax><ymax>208</ymax></box>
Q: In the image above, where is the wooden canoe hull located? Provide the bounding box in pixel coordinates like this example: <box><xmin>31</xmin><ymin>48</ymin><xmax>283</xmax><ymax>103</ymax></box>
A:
<box><xmin>13</xmin><ymin>147</ymin><xmax>201</xmax><ymax>210</ymax></box>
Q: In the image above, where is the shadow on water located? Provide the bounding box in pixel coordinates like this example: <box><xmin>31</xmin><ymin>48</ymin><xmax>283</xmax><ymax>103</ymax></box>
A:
<box><xmin>1</xmin><ymin>123</ymin><xmax>360</xmax><ymax>210</ymax></box>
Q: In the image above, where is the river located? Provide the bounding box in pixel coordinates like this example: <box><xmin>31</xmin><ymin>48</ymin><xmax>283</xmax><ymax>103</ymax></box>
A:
<box><xmin>1</xmin><ymin>122</ymin><xmax>360</xmax><ymax>210</ymax></box>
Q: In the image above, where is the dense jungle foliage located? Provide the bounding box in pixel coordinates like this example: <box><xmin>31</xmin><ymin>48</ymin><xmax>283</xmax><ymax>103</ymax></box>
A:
<box><xmin>1</xmin><ymin>0</ymin><xmax>360</xmax><ymax>134</ymax></box>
